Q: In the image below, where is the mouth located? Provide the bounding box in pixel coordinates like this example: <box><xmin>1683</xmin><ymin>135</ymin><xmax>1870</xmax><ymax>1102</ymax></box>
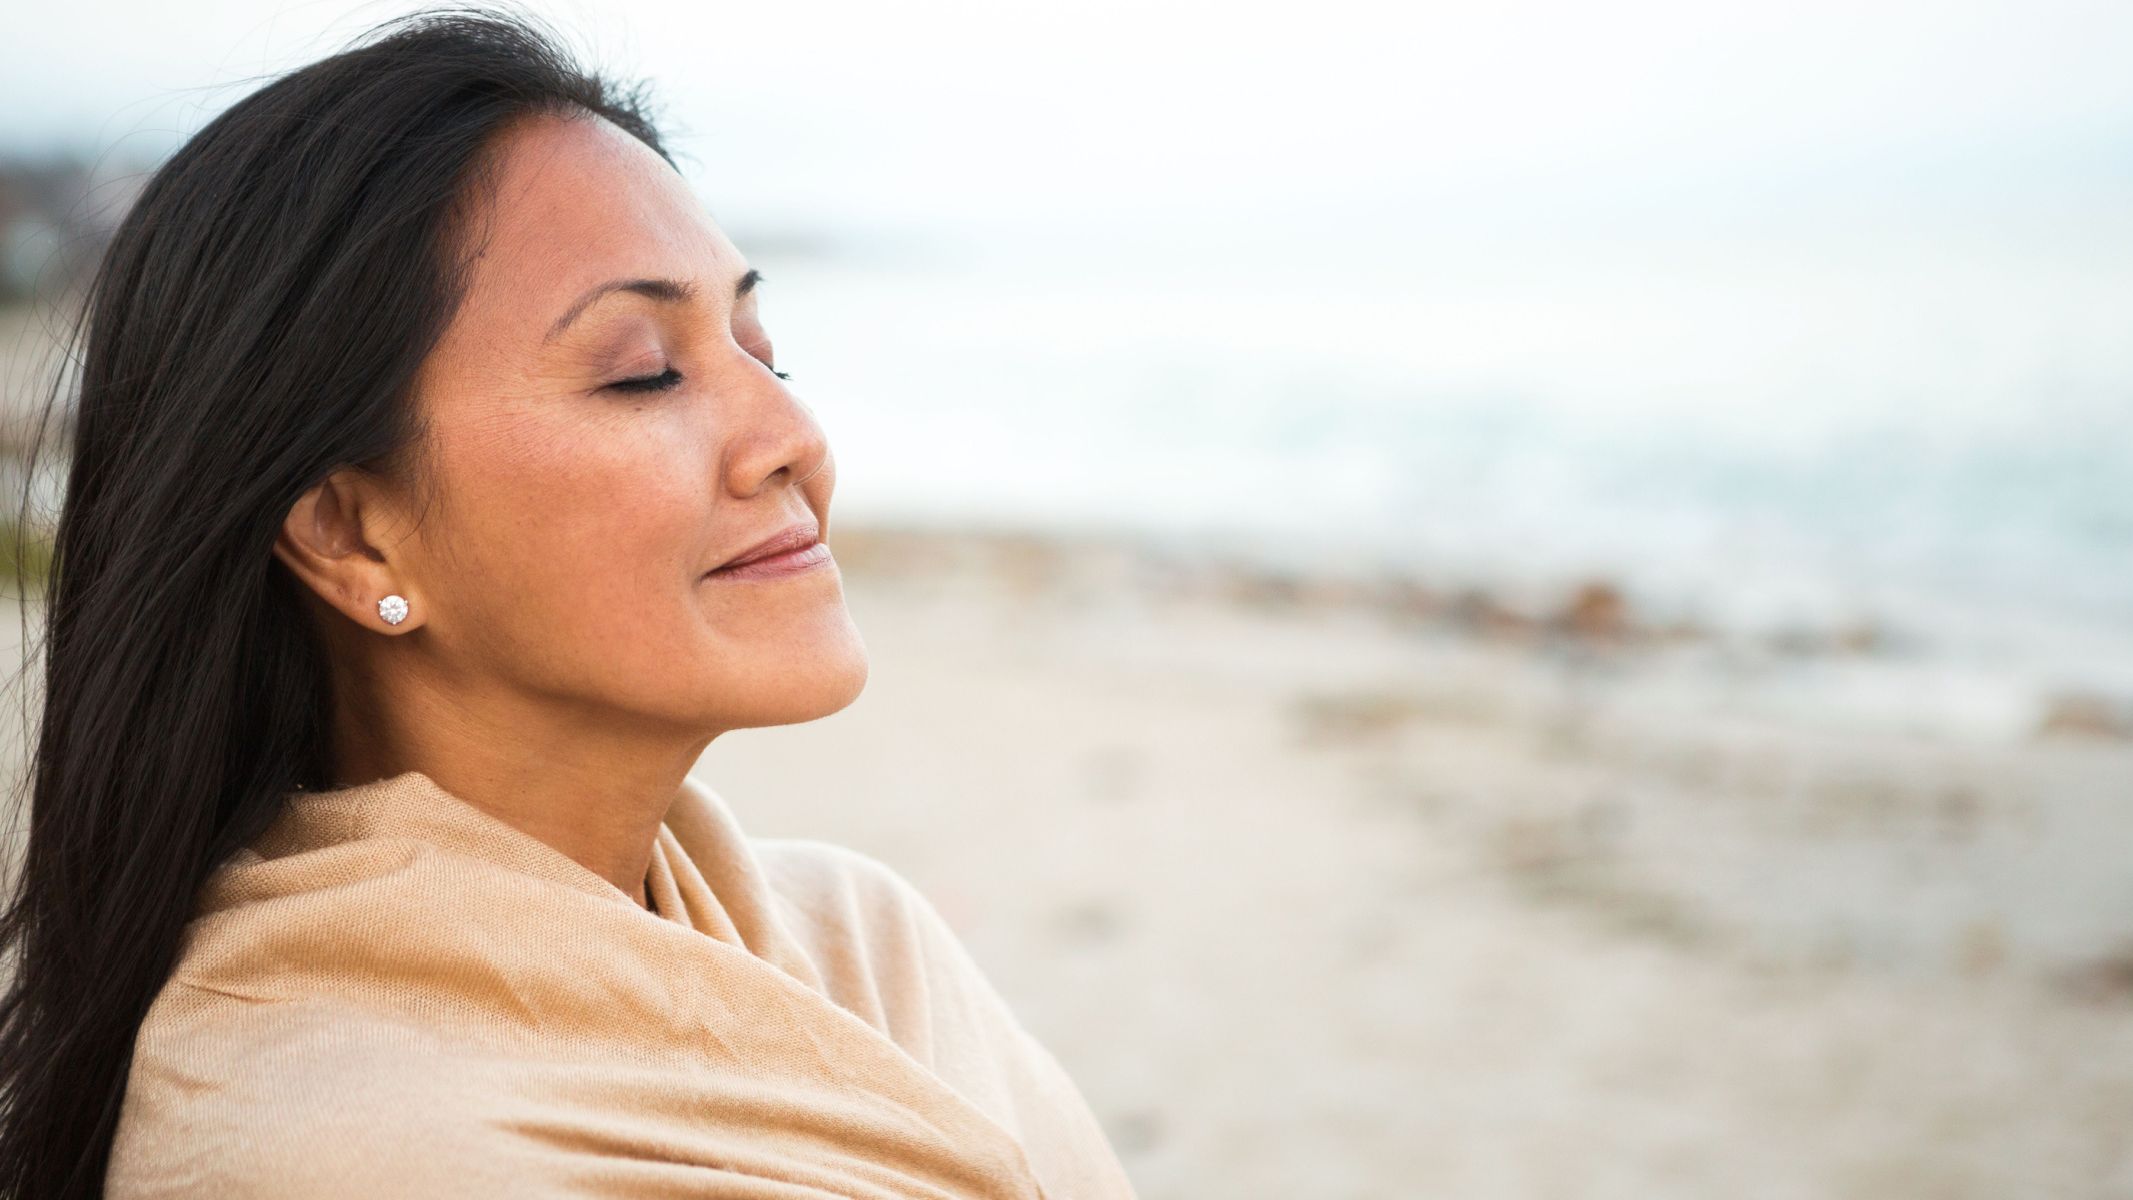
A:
<box><xmin>702</xmin><ymin>520</ymin><xmax>834</xmax><ymax>582</ymax></box>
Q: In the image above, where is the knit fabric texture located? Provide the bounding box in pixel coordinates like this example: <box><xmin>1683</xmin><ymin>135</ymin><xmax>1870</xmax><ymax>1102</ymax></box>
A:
<box><xmin>103</xmin><ymin>769</ymin><xmax>1137</xmax><ymax>1199</ymax></box>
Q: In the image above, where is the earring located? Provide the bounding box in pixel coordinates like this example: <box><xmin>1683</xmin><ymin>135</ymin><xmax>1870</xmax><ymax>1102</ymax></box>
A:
<box><xmin>378</xmin><ymin>594</ymin><xmax>409</xmax><ymax>626</ymax></box>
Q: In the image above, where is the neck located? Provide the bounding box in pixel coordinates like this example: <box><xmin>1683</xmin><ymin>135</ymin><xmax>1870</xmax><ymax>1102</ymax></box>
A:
<box><xmin>329</xmin><ymin>657</ymin><xmax>715</xmax><ymax>905</ymax></box>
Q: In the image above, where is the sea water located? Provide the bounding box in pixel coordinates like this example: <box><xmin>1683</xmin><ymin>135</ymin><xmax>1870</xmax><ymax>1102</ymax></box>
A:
<box><xmin>749</xmin><ymin>204</ymin><xmax>2133</xmax><ymax>741</ymax></box>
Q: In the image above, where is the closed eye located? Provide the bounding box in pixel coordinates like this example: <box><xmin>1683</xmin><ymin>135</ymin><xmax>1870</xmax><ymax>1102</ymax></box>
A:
<box><xmin>606</xmin><ymin>366</ymin><xmax>684</xmax><ymax>394</ymax></box>
<box><xmin>604</xmin><ymin>361</ymin><xmax>790</xmax><ymax>393</ymax></box>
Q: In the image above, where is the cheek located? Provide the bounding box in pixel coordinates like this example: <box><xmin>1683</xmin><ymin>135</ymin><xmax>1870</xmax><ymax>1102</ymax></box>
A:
<box><xmin>432</xmin><ymin>404</ymin><xmax>714</xmax><ymax>677</ymax></box>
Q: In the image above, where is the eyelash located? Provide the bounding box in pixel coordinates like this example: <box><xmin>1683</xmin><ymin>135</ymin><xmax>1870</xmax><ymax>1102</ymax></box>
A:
<box><xmin>605</xmin><ymin>364</ymin><xmax>792</xmax><ymax>393</ymax></box>
<box><xmin>607</xmin><ymin>367</ymin><xmax>683</xmax><ymax>394</ymax></box>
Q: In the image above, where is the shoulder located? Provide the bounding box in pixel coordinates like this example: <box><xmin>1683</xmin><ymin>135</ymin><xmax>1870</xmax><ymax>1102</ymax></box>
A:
<box><xmin>749</xmin><ymin>835</ymin><xmax>978</xmax><ymax>960</ymax></box>
<box><xmin>110</xmin><ymin>987</ymin><xmax>508</xmax><ymax>1198</ymax></box>
<box><xmin>752</xmin><ymin>835</ymin><xmax>921</xmax><ymax>907</ymax></box>
<box><xmin>749</xmin><ymin>836</ymin><xmax>1024</xmax><ymax>1030</ymax></box>
<box><xmin>751</xmin><ymin>836</ymin><xmax>940</xmax><ymax>954</ymax></box>
<box><xmin>746</xmin><ymin>839</ymin><xmax>1122</xmax><ymax>1175</ymax></box>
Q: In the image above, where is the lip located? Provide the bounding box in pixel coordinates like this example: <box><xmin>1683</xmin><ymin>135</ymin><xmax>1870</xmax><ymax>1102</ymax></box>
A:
<box><xmin>703</xmin><ymin>520</ymin><xmax>832</xmax><ymax>581</ymax></box>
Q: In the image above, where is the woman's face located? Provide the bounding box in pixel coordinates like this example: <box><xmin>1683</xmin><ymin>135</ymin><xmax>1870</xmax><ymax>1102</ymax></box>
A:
<box><xmin>374</xmin><ymin>111</ymin><xmax>866</xmax><ymax>735</ymax></box>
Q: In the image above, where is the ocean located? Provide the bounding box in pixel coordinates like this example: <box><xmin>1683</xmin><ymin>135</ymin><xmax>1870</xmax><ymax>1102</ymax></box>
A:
<box><xmin>747</xmin><ymin>204</ymin><xmax>2133</xmax><ymax>741</ymax></box>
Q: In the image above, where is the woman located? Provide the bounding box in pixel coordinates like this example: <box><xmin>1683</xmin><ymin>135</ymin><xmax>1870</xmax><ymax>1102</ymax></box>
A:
<box><xmin>0</xmin><ymin>8</ymin><xmax>1137</xmax><ymax>1198</ymax></box>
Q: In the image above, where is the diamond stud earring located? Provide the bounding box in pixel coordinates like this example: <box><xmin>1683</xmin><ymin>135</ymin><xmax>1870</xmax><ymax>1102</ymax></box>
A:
<box><xmin>378</xmin><ymin>594</ymin><xmax>409</xmax><ymax>626</ymax></box>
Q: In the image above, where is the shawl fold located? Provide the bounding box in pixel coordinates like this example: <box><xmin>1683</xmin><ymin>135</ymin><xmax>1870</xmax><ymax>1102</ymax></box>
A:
<box><xmin>104</xmin><ymin>769</ymin><xmax>1137</xmax><ymax>1199</ymax></box>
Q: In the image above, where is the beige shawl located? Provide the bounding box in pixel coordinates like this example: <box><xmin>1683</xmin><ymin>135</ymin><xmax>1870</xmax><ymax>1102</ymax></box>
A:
<box><xmin>104</xmin><ymin>769</ymin><xmax>1137</xmax><ymax>1199</ymax></box>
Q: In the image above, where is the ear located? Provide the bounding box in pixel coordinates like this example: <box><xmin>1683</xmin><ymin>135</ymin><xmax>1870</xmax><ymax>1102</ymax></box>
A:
<box><xmin>272</xmin><ymin>467</ymin><xmax>424</xmax><ymax>633</ymax></box>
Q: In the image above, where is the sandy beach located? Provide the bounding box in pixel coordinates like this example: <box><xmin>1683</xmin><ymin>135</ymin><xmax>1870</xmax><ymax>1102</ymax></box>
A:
<box><xmin>697</xmin><ymin>525</ymin><xmax>2133</xmax><ymax>1200</ymax></box>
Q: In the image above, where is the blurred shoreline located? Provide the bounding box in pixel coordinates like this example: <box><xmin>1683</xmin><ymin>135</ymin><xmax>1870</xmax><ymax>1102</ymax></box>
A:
<box><xmin>825</xmin><ymin>520</ymin><xmax>2133</xmax><ymax>747</ymax></box>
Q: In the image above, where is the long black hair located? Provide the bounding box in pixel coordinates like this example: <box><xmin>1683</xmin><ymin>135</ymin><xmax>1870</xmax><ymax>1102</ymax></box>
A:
<box><xmin>0</xmin><ymin>8</ymin><xmax>676</xmax><ymax>1193</ymax></box>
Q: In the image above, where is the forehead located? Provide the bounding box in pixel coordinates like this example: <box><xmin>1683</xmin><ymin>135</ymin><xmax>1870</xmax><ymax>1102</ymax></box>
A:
<box><xmin>451</xmin><ymin>113</ymin><xmax>741</xmax><ymax>336</ymax></box>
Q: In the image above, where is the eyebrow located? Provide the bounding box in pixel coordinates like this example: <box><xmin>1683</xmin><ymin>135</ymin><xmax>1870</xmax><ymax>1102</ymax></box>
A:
<box><xmin>543</xmin><ymin>268</ymin><xmax>762</xmax><ymax>343</ymax></box>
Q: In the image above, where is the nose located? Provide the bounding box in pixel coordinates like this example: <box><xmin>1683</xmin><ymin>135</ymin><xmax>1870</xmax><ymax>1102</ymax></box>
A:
<box><xmin>719</xmin><ymin>365</ymin><xmax>830</xmax><ymax>501</ymax></box>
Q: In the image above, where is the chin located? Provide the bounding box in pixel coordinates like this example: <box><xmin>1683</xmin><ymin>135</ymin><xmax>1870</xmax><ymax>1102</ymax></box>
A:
<box><xmin>735</xmin><ymin>634</ymin><xmax>869</xmax><ymax>730</ymax></box>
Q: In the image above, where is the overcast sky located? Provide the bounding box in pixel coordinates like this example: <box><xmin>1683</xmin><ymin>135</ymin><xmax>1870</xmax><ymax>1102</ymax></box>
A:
<box><xmin>3</xmin><ymin>0</ymin><xmax>2129</xmax><ymax>245</ymax></box>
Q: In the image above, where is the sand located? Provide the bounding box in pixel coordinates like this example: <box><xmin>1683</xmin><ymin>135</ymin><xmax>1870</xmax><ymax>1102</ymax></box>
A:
<box><xmin>701</xmin><ymin>526</ymin><xmax>2133</xmax><ymax>1200</ymax></box>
